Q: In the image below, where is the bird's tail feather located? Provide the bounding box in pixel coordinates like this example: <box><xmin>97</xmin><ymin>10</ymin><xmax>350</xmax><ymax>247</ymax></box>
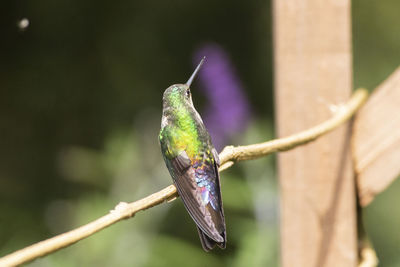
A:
<box><xmin>197</xmin><ymin>227</ymin><xmax>226</xmax><ymax>252</ymax></box>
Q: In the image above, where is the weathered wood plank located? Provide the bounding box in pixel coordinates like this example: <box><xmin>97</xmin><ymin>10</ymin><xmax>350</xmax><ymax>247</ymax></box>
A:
<box><xmin>273</xmin><ymin>1</ymin><xmax>357</xmax><ymax>266</ymax></box>
<box><xmin>353</xmin><ymin>67</ymin><xmax>400</xmax><ymax>207</ymax></box>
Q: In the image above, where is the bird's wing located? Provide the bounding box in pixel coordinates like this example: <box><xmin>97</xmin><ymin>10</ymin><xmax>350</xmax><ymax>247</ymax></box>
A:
<box><xmin>170</xmin><ymin>151</ymin><xmax>224</xmax><ymax>243</ymax></box>
<box><xmin>159</xmin><ymin>126</ymin><xmax>224</xmax><ymax>242</ymax></box>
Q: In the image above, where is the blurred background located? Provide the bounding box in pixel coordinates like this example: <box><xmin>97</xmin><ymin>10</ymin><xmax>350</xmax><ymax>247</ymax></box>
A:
<box><xmin>1</xmin><ymin>1</ymin><xmax>400</xmax><ymax>266</ymax></box>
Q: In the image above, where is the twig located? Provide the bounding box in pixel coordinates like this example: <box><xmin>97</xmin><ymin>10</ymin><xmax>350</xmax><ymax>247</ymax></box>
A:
<box><xmin>0</xmin><ymin>88</ymin><xmax>369</xmax><ymax>267</ymax></box>
<box><xmin>218</xmin><ymin>88</ymin><xmax>368</xmax><ymax>170</ymax></box>
<box><xmin>358</xmin><ymin>238</ymin><xmax>379</xmax><ymax>267</ymax></box>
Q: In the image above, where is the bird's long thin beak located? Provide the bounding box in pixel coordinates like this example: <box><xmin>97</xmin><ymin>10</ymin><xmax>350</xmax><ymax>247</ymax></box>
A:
<box><xmin>186</xmin><ymin>57</ymin><xmax>206</xmax><ymax>87</ymax></box>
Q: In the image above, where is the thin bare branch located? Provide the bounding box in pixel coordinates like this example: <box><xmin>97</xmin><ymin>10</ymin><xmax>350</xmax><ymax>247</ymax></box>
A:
<box><xmin>358</xmin><ymin>238</ymin><xmax>378</xmax><ymax>267</ymax></box>
<box><xmin>0</xmin><ymin>88</ymin><xmax>368</xmax><ymax>267</ymax></box>
<box><xmin>219</xmin><ymin>88</ymin><xmax>369</xmax><ymax>169</ymax></box>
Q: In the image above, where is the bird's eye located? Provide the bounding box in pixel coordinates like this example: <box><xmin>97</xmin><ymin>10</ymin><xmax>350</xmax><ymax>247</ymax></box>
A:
<box><xmin>186</xmin><ymin>89</ymin><xmax>191</xmax><ymax>98</ymax></box>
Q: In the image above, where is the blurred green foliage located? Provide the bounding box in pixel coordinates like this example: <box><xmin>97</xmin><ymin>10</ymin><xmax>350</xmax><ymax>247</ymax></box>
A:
<box><xmin>0</xmin><ymin>0</ymin><xmax>400</xmax><ymax>266</ymax></box>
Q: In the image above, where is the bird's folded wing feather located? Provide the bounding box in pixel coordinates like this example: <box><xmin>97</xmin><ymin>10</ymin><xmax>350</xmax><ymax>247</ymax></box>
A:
<box><xmin>170</xmin><ymin>151</ymin><xmax>224</xmax><ymax>242</ymax></box>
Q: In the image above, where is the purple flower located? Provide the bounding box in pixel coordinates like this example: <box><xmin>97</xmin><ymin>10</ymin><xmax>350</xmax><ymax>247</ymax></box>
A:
<box><xmin>193</xmin><ymin>43</ymin><xmax>251</xmax><ymax>150</ymax></box>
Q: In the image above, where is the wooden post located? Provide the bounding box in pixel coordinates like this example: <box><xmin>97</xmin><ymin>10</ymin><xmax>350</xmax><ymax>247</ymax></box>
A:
<box><xmin>353</xmin><ymin>67</ymin><xmax>400</xmax><ymax>207</ymax></box>
<box><xmin>273</xmin><ymin>1</ymin><xmax>357</xmax><ymax>267</ymax></box>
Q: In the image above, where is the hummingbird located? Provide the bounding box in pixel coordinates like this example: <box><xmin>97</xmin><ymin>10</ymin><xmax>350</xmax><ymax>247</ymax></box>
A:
<box><xmin>159</xmin><ymin>58</ymin><xmax>226</xmax><ymax>251</ymax></box>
